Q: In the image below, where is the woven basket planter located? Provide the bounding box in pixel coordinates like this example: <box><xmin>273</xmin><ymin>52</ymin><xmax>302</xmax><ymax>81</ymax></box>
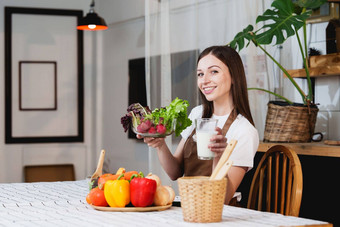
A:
<box><xmin>263</xmin><ymin>101</ymin><xmax>319</xmax><ymax>143</ymax></box>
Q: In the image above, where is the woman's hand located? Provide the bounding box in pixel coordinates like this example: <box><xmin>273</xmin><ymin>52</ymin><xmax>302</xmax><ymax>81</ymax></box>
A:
<box><xmin>136</xmin><ymin>134</ymin><xmax>166</xmax><ymax>150</ymax></box>
<box><xmin>208</xmin><ymin>127</ymin><xmax>227</xmax><ymax>158</ymax></box>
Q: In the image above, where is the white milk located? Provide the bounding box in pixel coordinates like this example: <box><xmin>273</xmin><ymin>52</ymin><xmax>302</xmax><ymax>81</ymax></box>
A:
<box><xmin>196</xmin><ymin>131</ymin><xmax>216</xmax><ymax>160</ymax></box>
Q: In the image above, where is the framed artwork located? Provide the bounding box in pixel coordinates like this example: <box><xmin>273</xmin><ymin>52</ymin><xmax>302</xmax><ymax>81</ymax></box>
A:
<box><xmin>5</xmin><ymin>7</ymin><xmax>84</xmax><ymax>143</ymax></box>
<box><xmin>19</xmin><ymin>61</ymin><xmax>57</xmax><ymax>111</ymax></box>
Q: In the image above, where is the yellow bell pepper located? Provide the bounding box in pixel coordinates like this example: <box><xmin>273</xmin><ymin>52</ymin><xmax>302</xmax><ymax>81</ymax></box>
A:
<box><xmin>104</xmin><ymin>174</ymin><xmax>130</xmax><ymax>207</ymax></box>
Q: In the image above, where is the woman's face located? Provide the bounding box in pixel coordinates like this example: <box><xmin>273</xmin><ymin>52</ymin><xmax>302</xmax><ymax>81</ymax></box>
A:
<box><xmin>197</xmin><ymin>54</ymin><xmax>232</xmax><ymax>103</ymax></box>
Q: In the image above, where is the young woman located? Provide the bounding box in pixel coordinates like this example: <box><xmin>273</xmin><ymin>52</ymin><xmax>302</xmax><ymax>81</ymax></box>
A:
<box><xmin>138</xmin><ymin>45</ymin><xmax>259</xmax><ymax>204</ymax></box>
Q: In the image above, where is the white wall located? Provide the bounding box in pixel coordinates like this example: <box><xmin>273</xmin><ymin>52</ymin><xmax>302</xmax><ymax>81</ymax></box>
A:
<box><xmin>99</xmin><ymin>0</ymin><xmax>340</xmax><ymax>186</ymax></box>
<box><xmin>284</xmin><ymin>22</ymin><xmax>340</xmax><ymax>141</ymax></box>
<box><xmin>0</xmin><ymin>0</ymin><xmax>97</xmax><ymax>183</ymax></box>
<box><xmin>0</xmin><ymin>0</ymin><xmax>149</xmax><ymax>184</ymax></box>
<box><xmin>1</xmin><ymin>0</ymin><xmax>338</xmax><ymax>184</ymax></box>
<box><xmin>309</xmin><ymin>22</ymin><xmax>340</xmax><ymax>141</ymax></box>
<box><xmin>99</xmin><ymin>10</ymin><xmax>149</xmax><ymax>175</ymax></box>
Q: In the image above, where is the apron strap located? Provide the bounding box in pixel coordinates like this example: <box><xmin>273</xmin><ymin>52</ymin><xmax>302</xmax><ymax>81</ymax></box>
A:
<box><xmin>221</xmin><ymin>108</ymin><xmax>238</xmax><ymax>136</ymax></box>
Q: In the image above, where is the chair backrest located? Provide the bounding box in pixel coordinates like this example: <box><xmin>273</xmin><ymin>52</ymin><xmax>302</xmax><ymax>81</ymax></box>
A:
<box><xmin>24</xmin><ymin>164</ymin><xmax>75</xmax><ymax>182</ymax></box>
<box><xmin>247</xmin><ymin>145</ymin><xmax>303</xmax><ymax>216</ymax></box>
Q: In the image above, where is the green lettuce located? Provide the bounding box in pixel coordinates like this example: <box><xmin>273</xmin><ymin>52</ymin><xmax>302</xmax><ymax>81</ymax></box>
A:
<box><xmin>148</xmin><ymin>98</ymin><xmax>192</xmax><ymax>136</ymax></box>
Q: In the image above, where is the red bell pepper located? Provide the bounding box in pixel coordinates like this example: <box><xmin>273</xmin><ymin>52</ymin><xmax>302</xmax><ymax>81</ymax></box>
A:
<box><xmin>129</xmin><ymin>172</ymin><xmax>157</xmax><ymax>207</ymax></box>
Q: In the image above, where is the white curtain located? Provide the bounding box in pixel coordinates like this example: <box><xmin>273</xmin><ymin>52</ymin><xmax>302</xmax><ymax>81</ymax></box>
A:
<box><xmin>145</xmin><ymin>0</ymin><xmax>273</xmax><ymax>186</ymax></box>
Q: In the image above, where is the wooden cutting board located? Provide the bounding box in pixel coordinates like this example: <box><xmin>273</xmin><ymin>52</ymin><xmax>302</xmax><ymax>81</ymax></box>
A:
<box><xmin>90</xmin><ymin>204</ymin><xmax>172</xmax><ymax>212</ymax></box>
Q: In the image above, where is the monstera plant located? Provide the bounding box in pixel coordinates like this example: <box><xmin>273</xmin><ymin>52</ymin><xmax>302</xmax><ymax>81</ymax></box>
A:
<box><xmin>229</xmin><ymin>0</ymin><xmax>327</xmax><ymax>142</ymax></box>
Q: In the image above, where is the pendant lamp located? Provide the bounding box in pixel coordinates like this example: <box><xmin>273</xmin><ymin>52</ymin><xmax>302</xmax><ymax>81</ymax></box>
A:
<box><xmin>77</xmin><ymin>0</ymin><xmax>108</xmax><ymax>31</ymax></box>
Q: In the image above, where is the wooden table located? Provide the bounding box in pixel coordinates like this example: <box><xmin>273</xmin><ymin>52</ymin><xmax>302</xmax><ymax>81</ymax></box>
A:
<box><xmin>0</xmin><ymin>180</ymin><xmax>332</xmax><ymax>226</ymax></box>
<box><xmin>258</xmin><ymin>142</ymin><xmax>340</xmax><ymax>157</ymax></box>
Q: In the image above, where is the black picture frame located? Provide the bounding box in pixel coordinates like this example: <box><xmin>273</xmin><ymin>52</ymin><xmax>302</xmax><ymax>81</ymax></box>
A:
<box><xmin>19</xmin><ymin>61</ymin><xmax>57</xmax><ymax>111</ymax></box>
<box><xmin>5</xmin><ymin>7</ymin><xmax>84</xmax><ymax>143</ymax></box>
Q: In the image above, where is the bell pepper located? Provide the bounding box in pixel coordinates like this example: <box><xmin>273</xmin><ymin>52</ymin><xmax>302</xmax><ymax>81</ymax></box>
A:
<box><xmin>98</xmin><ymin>173</ymin><xmax>120</xmax><ymax>190</ymax></box>
<box><xmin>104</xmin><ymin>174</ymin><xmax>130</xmax><ymax>207</ymax></box>
<box><xmin>130</xmin><ymin>172</ymin><xmax>157</xmax><ymax>207</ymax></box>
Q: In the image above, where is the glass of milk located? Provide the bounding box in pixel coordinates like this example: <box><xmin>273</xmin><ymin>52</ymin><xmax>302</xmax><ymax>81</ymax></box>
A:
<box><xmin>195</xmin><ymin>118</ymin><xmax>218</xmax><ymax>160</ymax></box>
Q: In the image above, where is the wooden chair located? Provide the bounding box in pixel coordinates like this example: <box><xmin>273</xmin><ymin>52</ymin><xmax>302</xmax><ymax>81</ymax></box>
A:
<box><xmin>247</xmin><ymin>145</ymin><xmax>303</xmax><ymax>216</ymax></box>
<box><xmin>24</xmin><ymin>164</ymin><xmax>75</xmax><ymax>182</ymax></box>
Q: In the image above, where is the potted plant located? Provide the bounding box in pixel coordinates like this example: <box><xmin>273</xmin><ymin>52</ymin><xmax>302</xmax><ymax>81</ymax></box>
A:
<box><xmin>229</xmin><ymin>0</ymin><xmax>327</xmax><ymax>142</ymax></box>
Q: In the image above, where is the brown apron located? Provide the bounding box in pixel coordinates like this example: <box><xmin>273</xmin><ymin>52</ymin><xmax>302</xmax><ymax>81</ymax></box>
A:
<box><xmin>183</xmin><ymin>108</ymin><xmax>238</xmax><ymax>176</ymax></box>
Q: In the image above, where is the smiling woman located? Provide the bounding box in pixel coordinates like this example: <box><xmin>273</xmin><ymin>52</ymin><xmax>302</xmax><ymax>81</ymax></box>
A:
<box><xmin>138</xmin><ymin>45</ymin><xmax>259</xmax><ymax>205</ymax></box>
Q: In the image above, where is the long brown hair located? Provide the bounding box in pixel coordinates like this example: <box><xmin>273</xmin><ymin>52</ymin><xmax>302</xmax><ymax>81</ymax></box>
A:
<box><xmin>197</xmin><ymin>45</ymin><xmax>255</xmax><ymax>126</ymax></box>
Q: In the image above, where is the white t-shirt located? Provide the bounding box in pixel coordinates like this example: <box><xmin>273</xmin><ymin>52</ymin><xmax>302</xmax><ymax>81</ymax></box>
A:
<box><xmin>181</xmin><ymin>105</ymin><xmax>259</xmax><ymax>170</ymax></box>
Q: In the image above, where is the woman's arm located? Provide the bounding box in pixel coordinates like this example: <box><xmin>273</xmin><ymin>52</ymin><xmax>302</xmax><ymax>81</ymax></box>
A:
<box><xmin>225</xmin><ymin>166</ymin><xmax>247</xmax><ymax>204</ymax></box>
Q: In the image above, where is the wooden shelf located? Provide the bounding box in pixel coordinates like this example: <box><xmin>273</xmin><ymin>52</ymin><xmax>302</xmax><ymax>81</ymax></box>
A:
<box><xmin>258</xmin><ymin>141</ymin><xmax>340</xmax><ymax>158</ymax></box>
<box><xmin>288</xmin><ymin>66</ymin><xmax>340</xmax><ymax>78</ymax></box>
<box><xmin>287</xmin><ymin>53</ymin><xmax>340</xmax><ymax>78</ymax></box>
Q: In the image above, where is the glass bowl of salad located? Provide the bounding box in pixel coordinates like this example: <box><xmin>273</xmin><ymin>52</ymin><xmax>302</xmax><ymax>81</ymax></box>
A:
<box><xmin>131</xmin><ymin>119</ymin><xmax>176</xmax><ymax>138</ymax></box>
<box><xmin>120</xmin><ymin>98</ymin><xmax>192</xmax><ymax>138</ymax></box>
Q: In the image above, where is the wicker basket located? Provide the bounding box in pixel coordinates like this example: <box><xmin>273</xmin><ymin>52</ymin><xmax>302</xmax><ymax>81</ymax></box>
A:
<box><xmin>178</xmin><ymin>176</ymin><xmax>227</xmax><ymax>223</ymax></box>
<box><xmin>264</xmin><ymin>101</ymin><xmax>319</xmax><ymax>142</ymax></box>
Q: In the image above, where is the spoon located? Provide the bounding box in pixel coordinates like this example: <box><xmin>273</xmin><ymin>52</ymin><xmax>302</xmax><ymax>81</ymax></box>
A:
<box><xmin>212</xmin><ymin>160</ymin><xmax>233</xmax><ymax>180</ymax></box>
<box><xmin>91</xmin><ymin>149</ymin><xmax>106</xmax><ymax>181</ymax></box>
<box><xmin>210</xmin><ymin>140</ymin><xmax>237</xmax><ymax>180</ymax></box>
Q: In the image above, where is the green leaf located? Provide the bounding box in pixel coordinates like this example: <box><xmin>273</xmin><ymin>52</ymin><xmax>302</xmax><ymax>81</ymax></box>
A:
<box><xmin>229</xmin><ymin>25</ymin><xmax>255</xmax><ymax>52</ymax></box>
<box><xmin>294</xmin><ymin>0</ymin><xmax>327</xmax><ymax>9</ymax></box>
<box><xmin>254</xmin><ymin>0</ymin><xmax>311</xmax><ymax>45</ymax></box>
<box><xmin>226</xmin><ymin>0</ymin><xmax>327</xmax><ymax>105</ymax></box>
<box><xmin>150</xmin><ymin>97</ymin><xmax>192</xmax><ymax>136</ymax></box>
<box><xmin>248</xmin><ymin>88</ymin><xmax>293</xmax><ymax>104</ymax></box>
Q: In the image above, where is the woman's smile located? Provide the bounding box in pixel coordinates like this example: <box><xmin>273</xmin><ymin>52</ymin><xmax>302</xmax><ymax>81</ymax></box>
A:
<box><xmin>202</xmin><ymin>86</ymin><xmax>216</xmax><ymax>94</ymax></box>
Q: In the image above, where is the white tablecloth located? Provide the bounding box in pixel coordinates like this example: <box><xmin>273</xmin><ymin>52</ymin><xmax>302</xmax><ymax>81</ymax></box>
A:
<box><xmin>0</xmin><ymin>180</ymin><xmax>329</xmax><ymax>227</ymax></box>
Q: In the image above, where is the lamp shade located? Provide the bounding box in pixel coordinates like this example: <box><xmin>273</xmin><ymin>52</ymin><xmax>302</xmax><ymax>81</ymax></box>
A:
<box><xmin>77</xmin><ymin>12</ymin><xmax>108</xmax><ymax>31</ymax></box>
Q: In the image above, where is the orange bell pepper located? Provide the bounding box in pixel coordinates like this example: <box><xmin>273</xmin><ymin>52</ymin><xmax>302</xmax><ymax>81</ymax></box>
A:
<box><xmin>124</xmin><ymin>171</ymin><xmax>139</xmax><ymax>181</ymax></box>
<box><xmin>98</xmin><ymin>173</ymin><xmax>120</xmax><ymax>190</ymax></box>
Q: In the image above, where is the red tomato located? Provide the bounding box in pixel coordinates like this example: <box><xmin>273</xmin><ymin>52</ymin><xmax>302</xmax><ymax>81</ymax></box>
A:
<box><xmin>86</xmin><ymin>187</ymin><xmax>108</xmax><ymax>207</ymax></box>
<box><xmin>86</xmin><ymin>194</ymin><xmax>92</xmax><ymax>204</ymax></box>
